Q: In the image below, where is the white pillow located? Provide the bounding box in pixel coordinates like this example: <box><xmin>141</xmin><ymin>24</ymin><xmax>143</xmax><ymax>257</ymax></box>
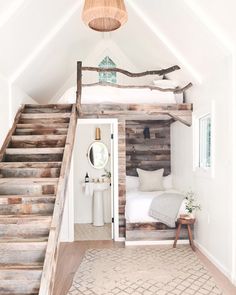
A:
<box><xmin>163</xmin><ymin>174</ymin><xmax>173</xmax><ymax>190</ymax></box>
<box><xmin>126</xmin><ymin>176</ymin><xmax>139</xmax><ymax>192</ymax></box>
<box><xmin>137</xmin><ymin>168</ymin><xmax>164</xmax><ymax>192</ymax></box>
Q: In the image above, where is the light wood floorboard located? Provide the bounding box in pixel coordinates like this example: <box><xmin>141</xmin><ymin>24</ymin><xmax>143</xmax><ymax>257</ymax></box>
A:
<box><xmin>53</xmin><ymin>241</ymin><xmax>236</xmax><ymax>295</ymax></box>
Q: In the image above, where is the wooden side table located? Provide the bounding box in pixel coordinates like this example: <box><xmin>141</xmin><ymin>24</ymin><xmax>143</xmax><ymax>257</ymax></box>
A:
<box><xmin>173</xmin><ymin>218</ymin><xmax>196</xmax><ymax>251</ymax></box>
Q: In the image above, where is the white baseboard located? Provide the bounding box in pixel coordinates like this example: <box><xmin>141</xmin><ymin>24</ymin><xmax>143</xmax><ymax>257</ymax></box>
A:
<box><xmin>194</xmin><ymin>240</ymin><xmax>231</xmax><ymax>280</ymax></box>
<box><xmin>125</xmin><ymin>239</ymin><xmax>189</xmax><ymax>246</ymax></box>
<box><xmin>115</xmin><ymin>237</ymin><xmax>125</xmax><ymax>242</ymax></box>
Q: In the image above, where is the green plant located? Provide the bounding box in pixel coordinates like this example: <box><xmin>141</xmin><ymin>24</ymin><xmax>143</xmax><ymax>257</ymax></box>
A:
<box><xmin>102</xmin><ymin>169</ymin><xmax>111</xmax><ymax>179</ymax></box>
<box><xmin>185</xmin><ymin>191</ymin><xmax>201</xmax><ymax>214</ymax></box>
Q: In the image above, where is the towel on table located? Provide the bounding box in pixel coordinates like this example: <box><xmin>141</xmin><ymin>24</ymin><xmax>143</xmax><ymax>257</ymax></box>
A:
<box><xmin>149</xmin><ymin>193</ymin><xmax>185</xmax><ymax>228</ymax></box>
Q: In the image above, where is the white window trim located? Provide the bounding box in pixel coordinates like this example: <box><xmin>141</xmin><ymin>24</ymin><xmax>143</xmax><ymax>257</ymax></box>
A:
<box><xmin>193</xmin><ymin>101</ymin><xmax>215</xmax><ymax>179</ymax></box>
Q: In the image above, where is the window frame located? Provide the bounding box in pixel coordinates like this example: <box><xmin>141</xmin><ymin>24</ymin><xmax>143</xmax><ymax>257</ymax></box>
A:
<box><xmin>193</xmin><ymin>102</ymin><xmax>215</xmax><ymax>178</ymax></box>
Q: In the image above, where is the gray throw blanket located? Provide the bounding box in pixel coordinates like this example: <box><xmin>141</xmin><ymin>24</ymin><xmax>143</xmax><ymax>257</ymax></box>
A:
<box><xmin>149</xmin><ymin>193</ymin><xmax>185</xmax><ymax>228</ymax></box>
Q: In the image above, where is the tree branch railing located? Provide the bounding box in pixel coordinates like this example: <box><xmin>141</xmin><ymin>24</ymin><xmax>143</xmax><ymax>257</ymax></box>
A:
<box><xmin>82</xmin><ymin>81</ymin><xmax>193</xmax><ymax>94</ymax></box>
<box><xmin>76</xmin><ymin>61</ymin><xmax>192</xmax><ymax>113</ymax></box>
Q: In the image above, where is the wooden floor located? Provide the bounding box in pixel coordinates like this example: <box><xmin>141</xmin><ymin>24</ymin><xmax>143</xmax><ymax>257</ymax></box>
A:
<box><xmin>53</xmin><ymin>241</ymin><xmax>236</xmax><ymax>295</ymax></box>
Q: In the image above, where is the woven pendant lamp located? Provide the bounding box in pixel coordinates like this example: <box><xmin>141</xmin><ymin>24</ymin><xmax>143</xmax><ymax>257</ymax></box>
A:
<box><xmin>82</xmin><ymin>0</ymin><xmax>128</xmax><ymax>32</ymax></box>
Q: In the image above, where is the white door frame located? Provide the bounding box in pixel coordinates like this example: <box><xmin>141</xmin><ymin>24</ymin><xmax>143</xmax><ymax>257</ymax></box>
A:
<box><xmin>64</xmin><ymin>118</ymin><xmax>119</xmax><ymax>242</ymax></box>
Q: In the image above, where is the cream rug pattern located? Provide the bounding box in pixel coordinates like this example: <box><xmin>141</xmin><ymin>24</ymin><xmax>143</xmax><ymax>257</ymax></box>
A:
<box><xmin>67</xmin><ymin>246</ymin><xmax>223</xmax><ymax>295</ymax></box>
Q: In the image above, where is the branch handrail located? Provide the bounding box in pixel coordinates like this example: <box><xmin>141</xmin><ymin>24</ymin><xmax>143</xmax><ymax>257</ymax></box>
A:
<box><xmin>81</xmin><ymin>65</ymin><xmax>180</xmax><ymax>77</ymax></box>
<box><xmin>82</xmin><ymin>81</ymin><xmax>193</xmax><ymax>94</ymax></box>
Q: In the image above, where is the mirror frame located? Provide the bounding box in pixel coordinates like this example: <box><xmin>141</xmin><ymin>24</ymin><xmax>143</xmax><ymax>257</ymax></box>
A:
<box><xmin>87</xmin><ymin>141</ymin><xmax>109</xmax><ymax>170</ymax></box>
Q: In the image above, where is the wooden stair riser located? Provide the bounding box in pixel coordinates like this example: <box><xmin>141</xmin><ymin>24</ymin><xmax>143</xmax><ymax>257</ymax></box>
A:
<box><xmin>15</xmin><ymin>128</ymin><xmax>68</xmax><ymax>135</ymax></box>
<box><xmin>0</xmin><ymin>203</ymin><xmax>54</xmax><ymax>215</ymax></box>
<box><xmin>0</xmin><ymin>216</ymin><xmax>51</xmax><ymax>239</ymax></box>
<box><xmin>0</xmin><ymin>168</ymin><xmax>60</xmax><ymax>178</ymax></box>
<box><xmin>0</xmin><ymin>242</ymin><xmax>47</xmax><ymax>265</ymax></box>
<box><xmin>9</xmin><ymin>135</ymin><xmax>66</xmax><ymax>148</ymax></box>
<box><xmin>18</xmin><ymin>118</ymin><xmax>70</xmax><ymax>124</ymax></box>
<box><xmin>0</xmin><ymin>162</ymin><xmax>61</xmax><ymax>169</ymax></box>
<box><xmin>0</xmin><ymin>195</ymin><xmax>56</xmax><ymax>205</ymax></box>
<box><xmin>23</xmin><ymin>104</ymin><xmax>72</xmax><ymax>113</ymax></box>
<box><xmin>0</xmin><ymin>184</ymin><xmax>57</xmax><ymax>195</ymax></box>
<box><xmin>16</xmin><ymin>123</ymin><xmax>69</xmax><ymax>129</ymax></box>
<box><xmin>4</xmin><ymin>148</ymin><xmax>64</xmax><ymax>162</ymax></box>
<box><xmin>0</xmin><ymin>279</ymin><xmax>40</xmax><ymax>295</ymax></box>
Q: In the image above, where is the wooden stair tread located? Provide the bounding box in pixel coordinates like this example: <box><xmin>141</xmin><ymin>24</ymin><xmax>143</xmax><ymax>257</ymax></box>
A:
<box><xmin>0</xmin><ymin>238</ymin><xmax>48</xmax><ymax>243</ymax></box>
<box><xmin>0</xmin><ymin>214</ymin><xmax>52</xmax><ymax>220</ymax></box>
<box><xmin>20</xmin><ymin>113</ymin><xmax>71</xmax><ymax>119</ymax></box>
<box><xmin>5</xmin><ymin>148</ymin><xmax>64</xmax><ymax>154</ymax></box>
<box><xmin>0</xmin><ymin>194</ymin><xmax>55</xmax><ymax>198</ymax></box>
<box><xmin>11</xmin><ymin>135</ymin><xmax>66</xmax><ymax>140</ymax></box>
<box><xmin>16</xmin><ymin>123</ymin><xmax>69</xmax><ymax>129</ymax></box>
<box><xmin>0</xmin><ymin>263</ymin><xmax>43</xmax><ymax>270</ymax></box>
<box><xmin>0</xmin><ymin>162</ymin><xmax>61</xmax><ymax>168</ymax></box>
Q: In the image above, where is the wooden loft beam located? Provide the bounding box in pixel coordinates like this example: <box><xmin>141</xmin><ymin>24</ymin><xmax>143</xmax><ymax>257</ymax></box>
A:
<box><xmin>82</xmin><ymin>82</ymin><xmax>192</xmax><ymax>94</ymax></box>
<box><xmin>80</xmin><ymin>103</ymin><xmax>193</xmax><ymax>127</ymax></box>
<box><xmin>81</xmin><ymin>65</ymin><xmax>180</xmax><ymax>77</ymax></box>
<box><xmin>76</xmin><ymin>61</ymin><xmax>82</xmax><ymax>114</ymax></box>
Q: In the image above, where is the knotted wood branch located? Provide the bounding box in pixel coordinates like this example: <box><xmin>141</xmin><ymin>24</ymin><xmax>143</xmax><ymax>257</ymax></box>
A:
<box><xmin>82</xmin><ymin>82</ymin><xmax>193</xmax><ymax>94</ymax></box>
<box><xmin>82</xmin><ymin>65</ymin><xmax>180</xmax><ymax>77</ymax></box>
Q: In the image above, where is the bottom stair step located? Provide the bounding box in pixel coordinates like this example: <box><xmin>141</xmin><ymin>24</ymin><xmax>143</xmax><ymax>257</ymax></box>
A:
<box><xmin>0</xmin><ymin>264</ymin><xmax>42</xmax><ymax>295</ymax></box>
<box><xmin>0</xmin><ymin>241</ymin><xmax>47</xmax><ymax>265</ymax></box>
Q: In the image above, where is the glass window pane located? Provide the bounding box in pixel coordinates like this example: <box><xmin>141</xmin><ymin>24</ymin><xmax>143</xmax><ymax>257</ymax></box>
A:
<box><xmin>98</xmin><ymin>56</ymin><xmax>117</xmax><ymax>84</ymax></box>
<box><xmin>199</xmin><ymin>114</ymin><xmax>211</xmax><ymax>168</ymax></box>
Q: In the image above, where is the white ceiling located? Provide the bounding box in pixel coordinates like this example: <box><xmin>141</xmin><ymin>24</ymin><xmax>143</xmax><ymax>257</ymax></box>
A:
<box><xmin>0</xmin><ymin>0</ymin><xmax>233</xmax><ymax>103</ymax></box>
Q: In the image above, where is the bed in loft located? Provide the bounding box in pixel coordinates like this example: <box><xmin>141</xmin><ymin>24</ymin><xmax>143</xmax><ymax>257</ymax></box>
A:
<box><xmin>76</xmin><ymin>61</ymin><xmax>193</xmax><ymax>241</ymax></box>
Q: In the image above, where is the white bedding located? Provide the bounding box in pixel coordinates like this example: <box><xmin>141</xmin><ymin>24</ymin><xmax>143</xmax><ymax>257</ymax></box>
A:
<box><xmin>82</xmin><ymin>85</ymin><xmax>183</xmax><ymax>104</ymax></box>
<box><xmin>125</xmin><ymin>189</ymin><xmax>187</xmax><ymax>223</ymax></box>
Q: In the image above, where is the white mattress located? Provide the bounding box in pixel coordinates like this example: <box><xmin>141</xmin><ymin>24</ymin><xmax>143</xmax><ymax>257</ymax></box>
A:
<box><xmin>81</xmin><ymin>85</ymin><xmax>183</xmax><ymax>104</ymax></box>
<box><xmin>125</xmin><ymin>189</ymin><xmax>187</xmax><ymax>223</ymax></box>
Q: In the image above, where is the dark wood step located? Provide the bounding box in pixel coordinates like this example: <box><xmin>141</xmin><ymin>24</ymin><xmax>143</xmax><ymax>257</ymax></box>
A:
<box><xmin>0</xmin><ymin>240</ymin><xmax>47</xmax><ymax>265</ymax></box>
<box><xmin>0</xmin><ymin>178</ymin><xmax>58</xmax><ymax>195</ymax></box>
<box><xmin>24</xmin><ymin>104</ymin><xmax>72</xmax><ymax>113</ymax></box>
<box><xmin>16</xmin><ymin>123</ymin><xmax>69</xmax><ymax>129</ymax></box>
<box><xmin>0</xmin><ymin>167</ymin><xmax>60</xmax><ymax>178</ymax></box>
<box><xmin>9</xmin><ymin>135</ymin><xmax>66</xmax><ymax>148</ymax></box>
<box><xmin>4</xmin><ymin>148</ymin><xmax>64</xmax><ymax>162</ymax></box>
<box><xmin>15</xmin><ymin>128</ymin><xmax>68</xmax><ymax>135</ymax></box>
<box><xmin>0</xmin><ymin>215</ymin><xmax>52</xmax><ymax>239</ymax></box>
<box><xmin>0</xmin><ymin>162</ymin><xmax>61</xmax><ymax>169</ymax></box>
<box><xmin>18</xmin><ymin>118</ymin><xmax>70</xmax><ymax>124</ymax></box>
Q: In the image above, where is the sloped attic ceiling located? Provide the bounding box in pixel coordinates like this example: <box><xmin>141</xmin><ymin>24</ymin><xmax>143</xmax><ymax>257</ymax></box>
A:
<box><xmin>0</xmin><ymin>0</ymin><xmax>231</xmax><ymax>103</ymax></box>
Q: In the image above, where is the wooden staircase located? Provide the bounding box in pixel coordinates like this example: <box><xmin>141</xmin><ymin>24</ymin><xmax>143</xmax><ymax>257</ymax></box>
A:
<box><xmin>0</xmin><ymin>104</ymin><xmax>77</xmax><ymax>295</ymax></box>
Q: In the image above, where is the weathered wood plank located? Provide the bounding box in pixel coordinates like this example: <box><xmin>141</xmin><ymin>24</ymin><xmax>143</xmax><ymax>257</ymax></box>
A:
<box><xmin>10</xmin><ymin>135</ymin><xmax>66</xmax><ymax>148</ymax></box>
<box><xmin>16</xmin><ymin>123</ymin><xmax>69</xmax><ymax>129</ymax></box>
<box><xmin>0</xmin><ymin>215</ymin><xmax>52</xmax><ymax>239</ymax></box>
<box><xmin>15</xmin><ymin>128</ymin><xmax>68</xmax><ymax>135</ymax></box>
<box><xmin>20</xmin><ymin>113</ymin><xmax>71</xmax><ymax>119</ymax></box>
<box><xmin>4</xmin><ymin>154</ymin><xmax>63</xmax><ymax>162</ymax></box>
<box><xmin>0</xmin><ymin>162</ymin><xmax>61</xmax><ymax>169</ymax></box>
<box><xmin>0</xmin><ymin>241</ymin><xmax>47</xmax><ymax>265</ymax></box>
<box><xmin>5</xmin><ymin>148</ymin><xmax>64</xmax><ymax>155</ymax></box>
<box><xmin>0</xmin><ymin>167</ymin><xmax>60</xmax><ymax>178</ymax></box>
<box><xmin>19</xmin><ymin>118</ymin><xmax>70</xmax><ymax>124</ymax></box>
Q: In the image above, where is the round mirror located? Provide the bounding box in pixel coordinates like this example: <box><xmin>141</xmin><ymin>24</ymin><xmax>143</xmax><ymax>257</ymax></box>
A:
<box><xmin>88</xmin><ymin>142</ymin><xmax>109</xmax><ymax>169</ymax></box>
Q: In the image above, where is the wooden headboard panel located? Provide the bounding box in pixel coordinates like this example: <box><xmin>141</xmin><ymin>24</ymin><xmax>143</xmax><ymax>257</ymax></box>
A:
<box><xmin>126</xmin><ymin>120</ymin><xmax>171</xmax><ymax>176</ymax></box>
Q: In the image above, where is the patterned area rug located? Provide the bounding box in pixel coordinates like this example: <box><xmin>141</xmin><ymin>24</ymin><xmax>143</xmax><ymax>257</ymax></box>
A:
<box><xmin>67</xmin><ymin>246</ymin><xmax>223</xmax><ymax>295</ymax></box>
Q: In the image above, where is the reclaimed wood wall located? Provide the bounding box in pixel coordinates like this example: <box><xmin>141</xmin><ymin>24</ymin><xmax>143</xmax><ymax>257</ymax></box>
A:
<box><xmin>118</xmin><ymin>120</ymin><xmax>126</xmax><ymax>238</ymax></box>
<box><xmin>126</xmin><ymin>120</ymin><xmax>171</xmax><ymax>177</ymax></box>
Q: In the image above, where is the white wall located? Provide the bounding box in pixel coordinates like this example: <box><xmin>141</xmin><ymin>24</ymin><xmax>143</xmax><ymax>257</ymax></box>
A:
<box><xmin>0</xmin><ymin>74</ymin><xmax>10</xmax><ymax>147</ymax></box>
<box><xmin>171</xmin><ymin>56</ymin><xmax>234</xmax><ymax>280</ymax></box>
<box><xmin>73</xmin><ymin>122</ymin><xmax>112</xmax><ymax>224</ymax></box>
<box><xmin>10</xmin><ymin>84</ymin><xmax>37</xmax><ymax>122</ymax></box>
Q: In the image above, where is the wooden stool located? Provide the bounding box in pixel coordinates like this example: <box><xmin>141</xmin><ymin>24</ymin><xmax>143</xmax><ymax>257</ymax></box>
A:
<box><xmin>173</xmin><ymin>218</ymin><xmax>196</xmax><ymax>251</ymax></box>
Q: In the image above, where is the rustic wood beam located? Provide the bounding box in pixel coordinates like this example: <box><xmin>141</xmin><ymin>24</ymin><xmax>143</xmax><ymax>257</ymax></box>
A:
<box><xmin>76</xmin><ymin>61</ymin><xmax>82</xmax><ymax>115</ymax></box>
<box><xmin>82</xmin><ymin>65</ymin><xmax>180</xmax><ymax>77</ymax></box>
<box><xmin>79</xmin><ymin>103</ymin><xmax>193</xmax><ymax>126</ymax></box>
<box><xmin>82</xmin><ymin>81</ymin><xmax>192</xmax><ymax>94</ymax></box>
